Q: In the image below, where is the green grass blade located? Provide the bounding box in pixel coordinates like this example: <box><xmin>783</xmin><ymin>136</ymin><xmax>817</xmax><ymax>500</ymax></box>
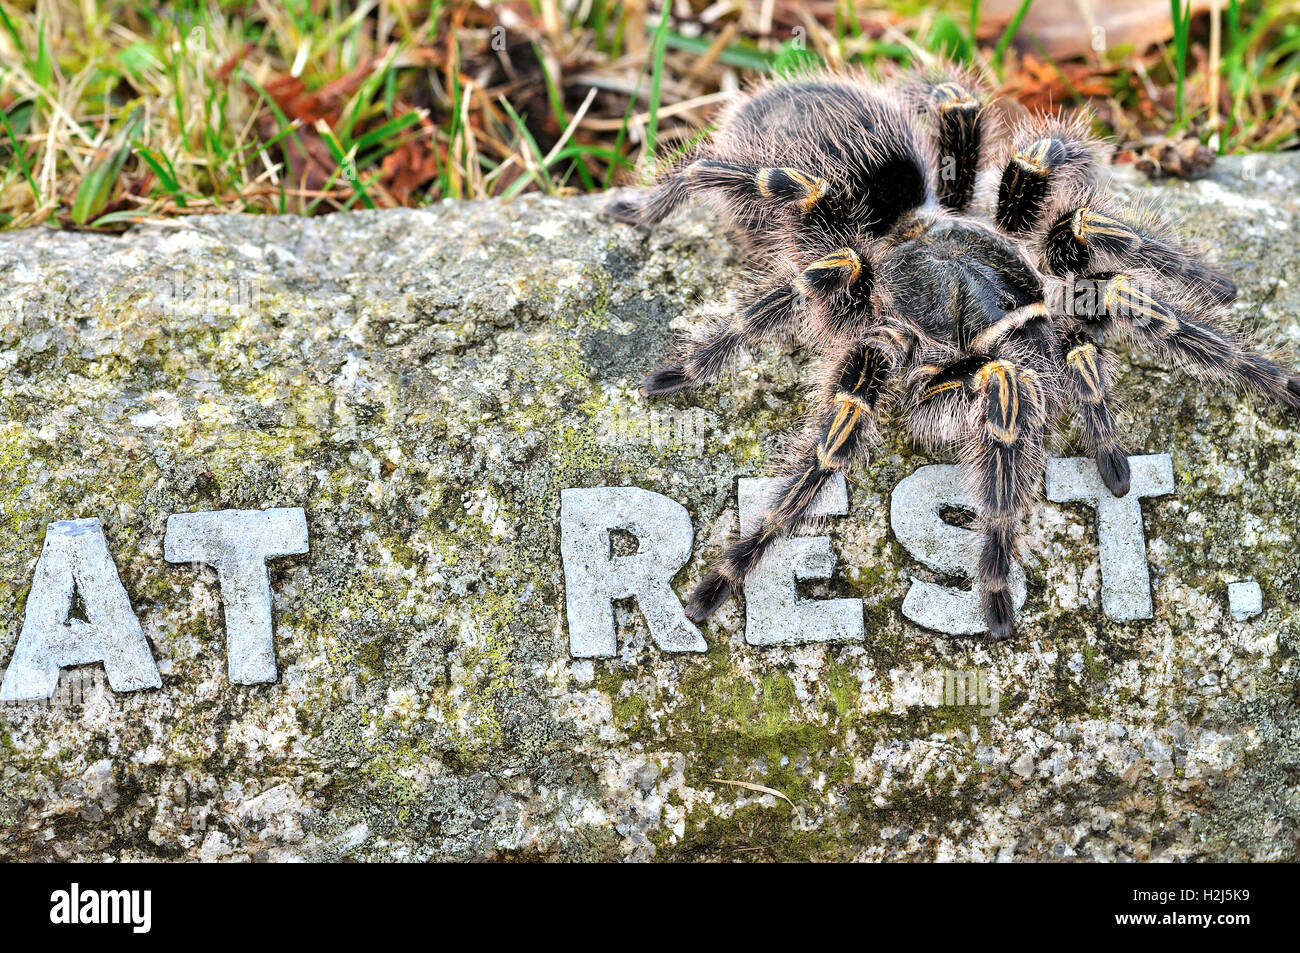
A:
<box><xmin>500</xmin><ymin>97</ymin><xmax>550</xmax><ymax>198</ymax></box>
<box><xmin>992</xmin><ymin>0</ymin><xmax>1034</xmax><ymax>74</ymax></box>
<box><xmin>0</xmin><ymin>5</ymin><xmax>23</xmax><ymax>51</ymax></box>
<box><xmin>644</xmin><ymin>3</ymin><xmax>671</xmax><ymax>161</ymax></box>
<box><xmin>0</xmin><ymin>105</ymin><xmax>40</xmax><ymax>205</ymax></box>
<box><xmin>1170</xmin><ymin>0</ymin><xmax>1191</xmax><ymax>127</ymax></box>
<box><xmin>316</xmin><ymin>123</ymin><xmax>377</xmax><ymax>210</ymax></box>
<box><xmin>71</xmin><ymin>106</ymin><xmax>144</xmax><ymax>225</ymax></box>
<box><xmin>242</xmin><ymin>69</ymin><xmax>317</xmax><ymax>213</ymax></box>
<box><xmin>33</xmin><ymin>19</ymin><xmax>53</xmax><ymax>88</ymax></box>
<box><xmin>354</xmin><ymin>112</ymin><xmax>423</xmax><ymax>153</ymax></box>
<box><xmin>664</xmin><ymin>32</ymin><xmax>773</xmax><ymax>72</ymax></box>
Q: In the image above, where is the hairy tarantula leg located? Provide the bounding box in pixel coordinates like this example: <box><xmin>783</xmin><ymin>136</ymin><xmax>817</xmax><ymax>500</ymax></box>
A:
<box><xmin>1062</xmin><ymin>334</ymin><xmax>1131</xmax><ymax>497</ymax></box>
<box><xmin>925</xmin><ymin>82</ymin><xmax>983</xmax><ymax>212</ymax></box>
<box><xmin>1044</xmin><ymin>206</ymin><xmax>1237</xmax><ymax>305</ymax></box>
<box><xmin>641</xmin><ymin>248</ymin><xmax>868</xmax><ymax>397</ymax></box>
<box><xmin>1079</xmin><ymin>273</ymin><xmax>1300</xmax><ymax>410</ymax></box>
<box><xmin>606</xmin><ymin>159</ymin><xmax>829</xmax><ymax>227</ymax></box>
<box><xmin>995</xmin><ymin>135</ymin><xmax>1094</xmax><ymax>234</ymax></box>
<box><xmin>969</xmin><ymin>359</ymin><xmax>1049</xmax><ymax>639</ymax></box>
<box><xmin>604</xmin><ymin>149</ymin><xmax>700</xmax><ymax>226</ymax></box>
<box><xmin>690</xmin><ymin>161</ymin><xmax>829</xmax><ymax>211</ymax></box>
<box><xmin>686</xmin><ymin>337</ymin><xmax>898</xmax><ymax>622</ymax></box>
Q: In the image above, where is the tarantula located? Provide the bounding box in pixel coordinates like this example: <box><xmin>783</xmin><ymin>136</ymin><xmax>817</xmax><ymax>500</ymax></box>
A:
<box><xmin>605</xmin><ymin>68</ymin><xmax>1300</xmax><ymax>639</ymax></box>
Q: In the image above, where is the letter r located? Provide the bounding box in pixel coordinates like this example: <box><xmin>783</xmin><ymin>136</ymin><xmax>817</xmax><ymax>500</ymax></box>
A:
<box><xmin>560</xmin><ymin>487</ymin><xmax>705</xmax><ymax>657</ymax></box>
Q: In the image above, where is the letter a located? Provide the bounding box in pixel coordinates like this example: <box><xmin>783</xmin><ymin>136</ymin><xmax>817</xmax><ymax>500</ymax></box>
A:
<box><xmin>1</xmin><ymin>519</ymin><xmax>160</xmax><ymax>701</ymax></box>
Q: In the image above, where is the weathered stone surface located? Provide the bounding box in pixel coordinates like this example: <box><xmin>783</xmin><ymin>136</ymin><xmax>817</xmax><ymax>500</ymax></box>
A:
<box><xmin>1</xmin><ymin>155</ymin><xmax>1299</xmax><ymax>861</ymax></box>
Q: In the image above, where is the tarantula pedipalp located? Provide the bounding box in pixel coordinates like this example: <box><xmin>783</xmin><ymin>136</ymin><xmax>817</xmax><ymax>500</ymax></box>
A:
<box><xmin>606</xmin><ymin>69</ymin><xmax>1300</xmax><ymax>639</ymax></box>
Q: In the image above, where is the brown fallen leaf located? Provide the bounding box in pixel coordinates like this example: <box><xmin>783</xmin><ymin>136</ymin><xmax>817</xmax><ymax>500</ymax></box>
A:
<box><xmin>1004</xmin><ymin>53</ymin><xmax>1118</xmax><ymax>112</ymax></box>
<box><xmin>242</xmin><ymin>57</ymin><xmax>385</xmax><ymax>196</ymax></box>
<box><xmin>215</xmin><ymin>42</ymin><xmax>254</xmax><ymax>81</ymax></box>
<box><xmin>381</xmin><ymin>132</ymin><xmax>440</xmax><ymax>205</ymax></box>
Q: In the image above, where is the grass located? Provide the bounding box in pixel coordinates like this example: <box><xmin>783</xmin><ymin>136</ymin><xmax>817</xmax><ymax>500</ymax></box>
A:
<box><xmin>1171</xmin><ymin>0</ymin><xmax>1192</xmax><ymax>127</ymax></box>
<box><xmin>0</xmin><ymin>0</ymin><xmax>1297</xmax><ymax>231</ymax></box>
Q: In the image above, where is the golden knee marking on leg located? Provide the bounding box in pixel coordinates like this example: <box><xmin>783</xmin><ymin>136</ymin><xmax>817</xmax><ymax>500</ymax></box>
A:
<box><xmin>821</xmin><ymin>398</ymin><xmax>863</xmax><ymax>462</ymax></box>
<box><xmin>920</xmin><ymin>379</ymin><xmax>964</xmax><ymax>402</ymax></box>
<box><xmin>834</xmin><ymin>390</ymin><xmax>872</xmax><ymax>412</ymax></box>
<box><xmin>907</xmin><ymin>363</ymin><xmax>947</xmax><ymax>391</ymax></box>
<box><xmin>782</xmin><ymin>168</ymin><xmax>828</xmax><ymax>209</ymax></box>
<box><xmin>974</xmin><ymin>359</ymin><xmax>1016</xmax><ymax>392</ymax></box>
<box><xmin>987</xmin><ymin>422</ymin><xmax>1019</xmax><ymax>447</ymax></box>
<box><xmin>1067</xmin><ymin>343</ymin><xmax>1105</xmax><ymax>403</ymax></box>
<box><xmin>1103</xmin><ymin>275</ymin><xmax>1178</xmax><ymax>334</ymax></box>
<box><xmin>975</xmin><ymin>359</ymin><xmax>1021</xmax><ymax>445</ymax></box>
<box><xmin>934</xmin><ymin>82</ymin><xmax>978</xmax><ymax>110</ymax></box>
<box><xmin>1012</xmin><ymin>138</ymin><xmax>1056</xmax><ymax>175</ymax></box>
<box><xmin>801</xmin><ymin>247</ymin><xmax>862</xmax><ymax>285</ymax></box>
<box><xmin>1072</xmin><ymin>208</ymin><xmax>1134</xmax><ymax>244</ymax></box>
<box><xmin>1101</xmin><ymin>274</ymin><xmax>1134</xmax><ymax>316</ymax></box>
<box><xmin>796</xmin><ymin>176</ymin><xmax>829</xmax><ymax>211</ymax></box>
<box><xmin>756</xmin><ymin>167</ymin><xmax>827</xmax><ymax>210</ymax></box>
<box><xmin>1018</xmin><ymin>368</ymin><xmax>1046</xmax><ymax>420</ymax></box>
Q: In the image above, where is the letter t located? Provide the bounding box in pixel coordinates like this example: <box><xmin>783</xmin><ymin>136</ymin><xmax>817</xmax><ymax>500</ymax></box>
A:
<box><xmin>164</xmin><ymin>508</ymin><xmax>309</xmax><ymax>684</ymax></box>
<box><xmin>1045</xmin><ymin>454</ymin><xmax>1174</xmax><ymax>621</ymax></box>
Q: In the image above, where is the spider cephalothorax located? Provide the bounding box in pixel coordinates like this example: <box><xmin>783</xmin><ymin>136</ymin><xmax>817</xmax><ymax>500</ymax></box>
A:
<box><xmin>606</xmin><ymin>68</ymin><xmax>1300</xmax><ymax>639</ymax></box>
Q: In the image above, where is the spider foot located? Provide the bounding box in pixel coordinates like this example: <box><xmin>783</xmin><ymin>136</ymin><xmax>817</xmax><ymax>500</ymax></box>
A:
<box><xmin>1096</xmin><ymin>446</ymin><xmax>1131</xmax><ymax>497</ymax></box>
<box><xmin>983</xmin><ymin>587</ymin><xmax>1016</xmax><ymax>641</ymax></box>
<box><xmin>640</xmin><ymin>365</ymin><xmax>691</xmax><ymax>397</ymax></box>
<box><xmin>604</xmin><ymin>196</ymin><xmax>646</xmax><ymax>226</ymax></box>
<box><xmin>685</xmin><ymin>570</ymin><xmax>733</xmax><ymax>625</ymax></box>
<box><xmin>1284</xmin><ymin>372</ymin><xmax>1300</xmax><ymax>409</ymax></box>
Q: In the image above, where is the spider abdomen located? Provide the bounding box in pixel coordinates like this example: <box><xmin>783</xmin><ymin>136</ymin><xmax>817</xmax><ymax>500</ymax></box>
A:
<box><xmin>713</xmin><ymin>81</ymin><xmax>931</xmax><ymax>242</ymax></box>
